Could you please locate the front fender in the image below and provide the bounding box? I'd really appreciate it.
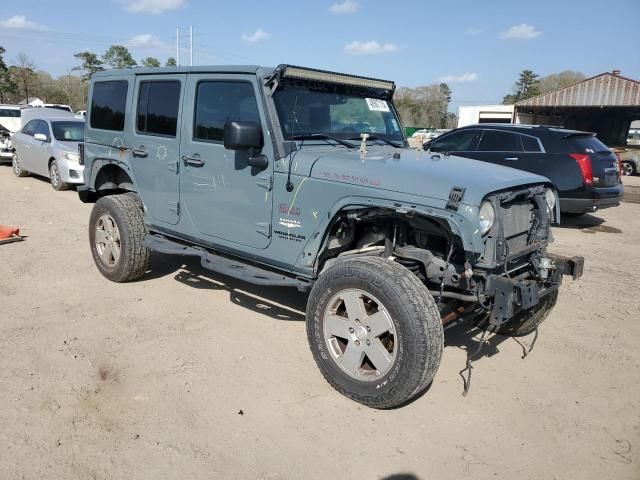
[292,193,482,274]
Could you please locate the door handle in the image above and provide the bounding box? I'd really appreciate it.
[182,154,205,167]
[132,147,148,158]
[504,157,518,161]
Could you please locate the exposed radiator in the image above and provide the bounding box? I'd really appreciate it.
[501,201,533,254]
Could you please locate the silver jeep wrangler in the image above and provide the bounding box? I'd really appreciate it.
[78,64,584,408]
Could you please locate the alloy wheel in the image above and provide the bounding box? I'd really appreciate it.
[322,288,397,381]
[95,214,122,267]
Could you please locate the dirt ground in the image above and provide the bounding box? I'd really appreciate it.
[1,166,639,480]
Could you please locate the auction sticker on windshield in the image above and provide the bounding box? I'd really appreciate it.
[365,98,390,112]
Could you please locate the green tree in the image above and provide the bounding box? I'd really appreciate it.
[502,69,540,104]
[11,52,37,103]
[165,57,177,67]
[0,46,18,103]
[102,45,137,70]
[73,51,104,81]
[141,57,161,68]
[538,70,586,95]
[394,85,453,128]
[438,83,452,128]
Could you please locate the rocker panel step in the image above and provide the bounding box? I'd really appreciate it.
[143,234,310,290]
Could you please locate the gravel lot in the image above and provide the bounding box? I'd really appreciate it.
[1,166,639,480]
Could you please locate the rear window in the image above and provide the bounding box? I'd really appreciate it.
[558,134,610,154]
[136,81,181,137]
[52,121,84,142]
[90,80,128,131]
[521,135,542,152]
[0,109,20,118]
[478,130,523,152]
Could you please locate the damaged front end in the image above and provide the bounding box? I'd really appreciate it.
[466,185,584,327]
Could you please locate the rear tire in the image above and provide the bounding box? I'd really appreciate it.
[12,153,28,177]
[89,193,150,283]
[491,290,558,337]
[49,160,69,191]
[306,257,444,409]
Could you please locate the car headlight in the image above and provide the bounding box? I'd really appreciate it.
[479,201,495,235]
[544,189,557,211]
[62,151,80,162]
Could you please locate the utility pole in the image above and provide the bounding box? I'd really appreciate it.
[190,25,193,66]
[176,27,180,66]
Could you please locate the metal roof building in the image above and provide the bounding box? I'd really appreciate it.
[515,70,640,146]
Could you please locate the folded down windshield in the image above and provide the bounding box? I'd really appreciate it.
[273,84,404,144]
[52,121,84,142]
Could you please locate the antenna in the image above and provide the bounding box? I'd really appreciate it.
[190,25,193,66]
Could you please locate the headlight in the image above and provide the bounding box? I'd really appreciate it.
[544,189,557,211]
[479,201,495,235]
[62,151,80,162]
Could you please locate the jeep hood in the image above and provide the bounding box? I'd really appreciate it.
[298,146,549,206]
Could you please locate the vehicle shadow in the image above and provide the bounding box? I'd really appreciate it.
[557,213,624,233]
[444,320,511,358]
[144,252,308,322]
[16,173,78,191]
[557,212,605,229]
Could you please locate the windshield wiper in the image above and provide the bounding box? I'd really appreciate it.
[291,134,354,149]
[349,135,403,148]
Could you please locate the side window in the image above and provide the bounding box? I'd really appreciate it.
[431,130,480,152]
[22,120,38,136]
[521,134,542,152]
[193,81,260,143]
[35,121,50,139]
[137,81,181,137]
[477,130,523,152]
[90,80,128,131]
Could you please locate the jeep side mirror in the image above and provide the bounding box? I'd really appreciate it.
[224,121,268,169]
[224,121,262,150]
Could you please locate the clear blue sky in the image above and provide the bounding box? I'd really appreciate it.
[1,0,639,111]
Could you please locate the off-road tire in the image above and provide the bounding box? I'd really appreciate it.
[306,257,444,409]
[49,159,69,191]
[89,193,150,283]
[492,290,559,337]
[12,153,28,177]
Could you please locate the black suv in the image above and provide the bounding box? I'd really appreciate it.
[425,124,623,215]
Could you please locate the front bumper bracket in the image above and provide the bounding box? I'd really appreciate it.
[484,253,584,326]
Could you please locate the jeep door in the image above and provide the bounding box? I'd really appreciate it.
[179,74,273,249]
[129,74,186,225]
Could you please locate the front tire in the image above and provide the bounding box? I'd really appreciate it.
[622,161,636,176]
[12,153,28,177]
[49,160,69,191]
[306,257,444,409]
[89,193,150,283]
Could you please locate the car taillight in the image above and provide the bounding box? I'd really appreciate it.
[569,153,593,185]
[78,143,85,165]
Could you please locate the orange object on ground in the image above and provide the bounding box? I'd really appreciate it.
[0,225,20,240]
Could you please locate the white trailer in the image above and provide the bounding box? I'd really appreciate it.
[457,105,514,127]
